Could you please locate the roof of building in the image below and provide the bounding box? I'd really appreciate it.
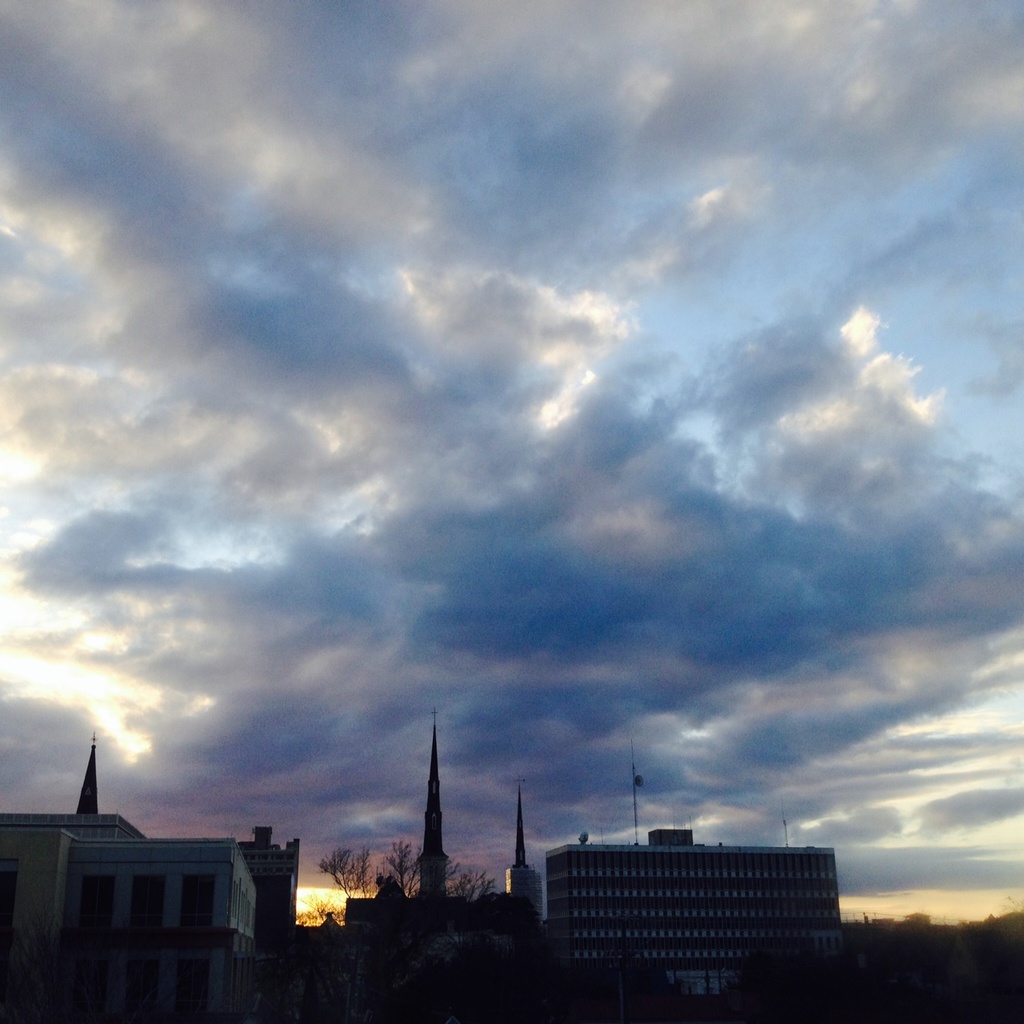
[548,840,836,855]
[0,813,146,839]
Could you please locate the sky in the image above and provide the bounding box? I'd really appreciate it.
[2,0,1024,923]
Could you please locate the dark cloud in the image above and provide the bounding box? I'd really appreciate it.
[839,846,1024,897]
[969,315,1024,398]
[19,510,170,593]
[704,319,846,438]
[799,806,904,847]
[920,788,1024,833]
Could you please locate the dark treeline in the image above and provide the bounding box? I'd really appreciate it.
[252,907,1024,1024]
[739,912,1024,1024]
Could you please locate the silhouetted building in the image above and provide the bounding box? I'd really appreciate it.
[505,785,543,919]
[418,720,449,896]
[0,817,256,1018]
[237,825,300,950]
[546,828,842,993]
[0,742,256,1020]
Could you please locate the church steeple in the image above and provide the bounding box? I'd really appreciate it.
[418,716,449,896]
[514,783,528,868]
[505,781,543,917]
[76,735,98,815]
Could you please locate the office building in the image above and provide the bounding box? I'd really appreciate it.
[546,828,841,991]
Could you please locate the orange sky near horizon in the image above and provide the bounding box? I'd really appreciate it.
[296,886,1024,929]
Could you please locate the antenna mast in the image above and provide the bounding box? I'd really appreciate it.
[631,740,644,845]
[782,800,789,848]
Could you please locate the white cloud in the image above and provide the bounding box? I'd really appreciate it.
[689,179,770,230]
[841,305,882,359]
[402,267,632,429]
[783,307,942,439]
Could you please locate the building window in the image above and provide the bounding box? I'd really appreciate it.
[80,876,115,928]
[73,959,108,1013]
[126,959,160,1014]
[180,875,215,926]
[130,875,165,927]
[0,958,8,1004]
[176,958,209,1014]
[0,862,15,928]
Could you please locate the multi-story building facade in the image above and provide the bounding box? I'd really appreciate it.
[0,746,256,1019]
[64,833,256,1017]
[546,828,842,991]
[0,816,256,1019]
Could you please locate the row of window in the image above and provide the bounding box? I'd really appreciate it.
[554,851,837,878]
[563,904,838,917]
[0,957,208,1013]
[230,875,256,930]
[561,901,839,917]
[567,868,836,881]
[578,923,844,938]
[569,932,840,958]
[79,874,215,928]
[569,921,839,937]
[73,957,210,1015]
[560,888,839,902]
[561,877,838,893]
[569,927,841,939]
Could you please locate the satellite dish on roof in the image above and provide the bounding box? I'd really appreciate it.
[578,831,589,845]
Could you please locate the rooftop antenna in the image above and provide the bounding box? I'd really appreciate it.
[631,739,644,845]
[781,800,789,848]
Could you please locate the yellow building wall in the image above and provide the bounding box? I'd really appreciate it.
[0,828,72,932]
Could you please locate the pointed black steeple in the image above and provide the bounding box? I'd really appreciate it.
[418,716,449,896]
[76,736,98,815]
[505,782,543,916]
[514,784,528,869]
[421,718,446,856]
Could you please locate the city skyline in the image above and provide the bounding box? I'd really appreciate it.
[2,1,1024,925]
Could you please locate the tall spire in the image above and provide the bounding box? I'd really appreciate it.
[76,735,98,815]
[418,715,449,896]
[505,781,543,917]
[514,783,527,868]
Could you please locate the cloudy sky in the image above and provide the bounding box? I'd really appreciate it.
[2,0,1024,921]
